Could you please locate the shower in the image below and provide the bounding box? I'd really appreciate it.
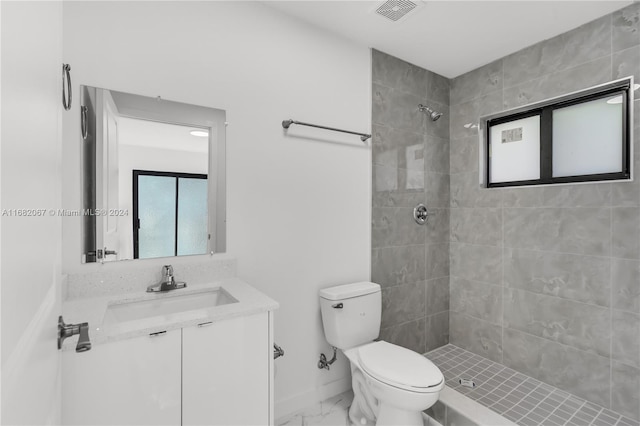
[418,104,443,121]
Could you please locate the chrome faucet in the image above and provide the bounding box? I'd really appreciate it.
[146,265,187,292]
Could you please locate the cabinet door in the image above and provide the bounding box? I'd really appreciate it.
[182,313,269,425]
[62,329,181,425]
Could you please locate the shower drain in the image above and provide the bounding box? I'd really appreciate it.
[459,378,476,388]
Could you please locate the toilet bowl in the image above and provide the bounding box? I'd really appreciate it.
[319,282,444,426]
[344,341,444,426]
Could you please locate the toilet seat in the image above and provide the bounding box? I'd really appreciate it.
[357,341,444,393]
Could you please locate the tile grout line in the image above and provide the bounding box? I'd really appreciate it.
[609,20,615,417]
[588,407,605,426]
[453,358,507,398]
[453,315,612,363]
[502,381,547,422]
[500,71,504,371]
[483,370,519,407]
[609,157,614,417]
[518,390,568,425]
[444,355,484,381]
[452,49,616,110]
[499,51,615,93]
[465,358,505,388]
[454,275,612,311]
[451,240,621,260]
[495,379,549,421]
[538,393,572,426]
[440,352,498,390]
[564,400,588,425]
[429,345,640,426]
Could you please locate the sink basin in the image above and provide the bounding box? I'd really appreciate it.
[103,288,237,328]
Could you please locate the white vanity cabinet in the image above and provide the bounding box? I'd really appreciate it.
[62,329,182,425]
[62,312,273,426]
[182,312,270,425]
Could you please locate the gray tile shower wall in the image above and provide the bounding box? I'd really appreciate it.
[371,49,451,354]
[448,3,640,421]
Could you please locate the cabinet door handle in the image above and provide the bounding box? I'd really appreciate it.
[197,321,213,328]
[149,330,167,337]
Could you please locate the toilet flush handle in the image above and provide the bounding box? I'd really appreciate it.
[332,303,343,309]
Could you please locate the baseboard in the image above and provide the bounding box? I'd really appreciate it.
[318,376,351,401]
[275,376,352,419]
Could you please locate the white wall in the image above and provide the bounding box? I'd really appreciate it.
[61,1,371,414]
[1,1,63,424]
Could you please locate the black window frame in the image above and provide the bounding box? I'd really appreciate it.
[132,169,208,259]
[485,79,632,188]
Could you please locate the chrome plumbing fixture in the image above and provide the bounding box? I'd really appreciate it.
[459,378,476,388]
[147,265,187,292]
[274,343,285,360]
[318,346,338,370]
[282,119,371,142]
[418,104,443,121]
[413,204,429,225]
[81,106,88,139]
[62,63,72,110]
[58,316,91,353]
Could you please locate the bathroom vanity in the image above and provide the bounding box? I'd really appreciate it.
[61,80,275,424]
[61,277,278,425]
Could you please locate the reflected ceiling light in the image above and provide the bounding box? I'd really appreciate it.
[190,130,208,137]
[607,84,640,104]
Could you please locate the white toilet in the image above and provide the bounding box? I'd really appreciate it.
[319,282,444,426]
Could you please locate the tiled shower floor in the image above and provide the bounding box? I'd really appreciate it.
[427,345,639,426]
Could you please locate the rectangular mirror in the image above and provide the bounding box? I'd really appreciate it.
[80,86,226,263]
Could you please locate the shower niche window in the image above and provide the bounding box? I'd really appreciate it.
[483,78,633,188]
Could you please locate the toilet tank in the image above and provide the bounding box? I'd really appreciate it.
[319,282,381,350]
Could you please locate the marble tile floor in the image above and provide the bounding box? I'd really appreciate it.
[427,344,639,426]
[276,392,352,426]
[275,391,443,426]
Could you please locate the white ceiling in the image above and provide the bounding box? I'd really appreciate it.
[265,1,631,78]
[118,117,209,154]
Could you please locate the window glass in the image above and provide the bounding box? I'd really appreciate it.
[177,178,209,256]
[490,115,541,183]
[552,96,623,178]
[138,175,176,259]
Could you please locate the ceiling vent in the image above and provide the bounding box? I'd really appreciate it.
[374,0,422,22]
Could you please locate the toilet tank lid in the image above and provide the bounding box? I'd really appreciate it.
[319,282,381,301]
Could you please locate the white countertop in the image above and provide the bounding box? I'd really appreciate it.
[62,277,279,351]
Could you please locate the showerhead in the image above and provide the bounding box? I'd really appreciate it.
[418,104,443,121]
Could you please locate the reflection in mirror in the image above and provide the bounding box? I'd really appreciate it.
[81,86,226,263]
